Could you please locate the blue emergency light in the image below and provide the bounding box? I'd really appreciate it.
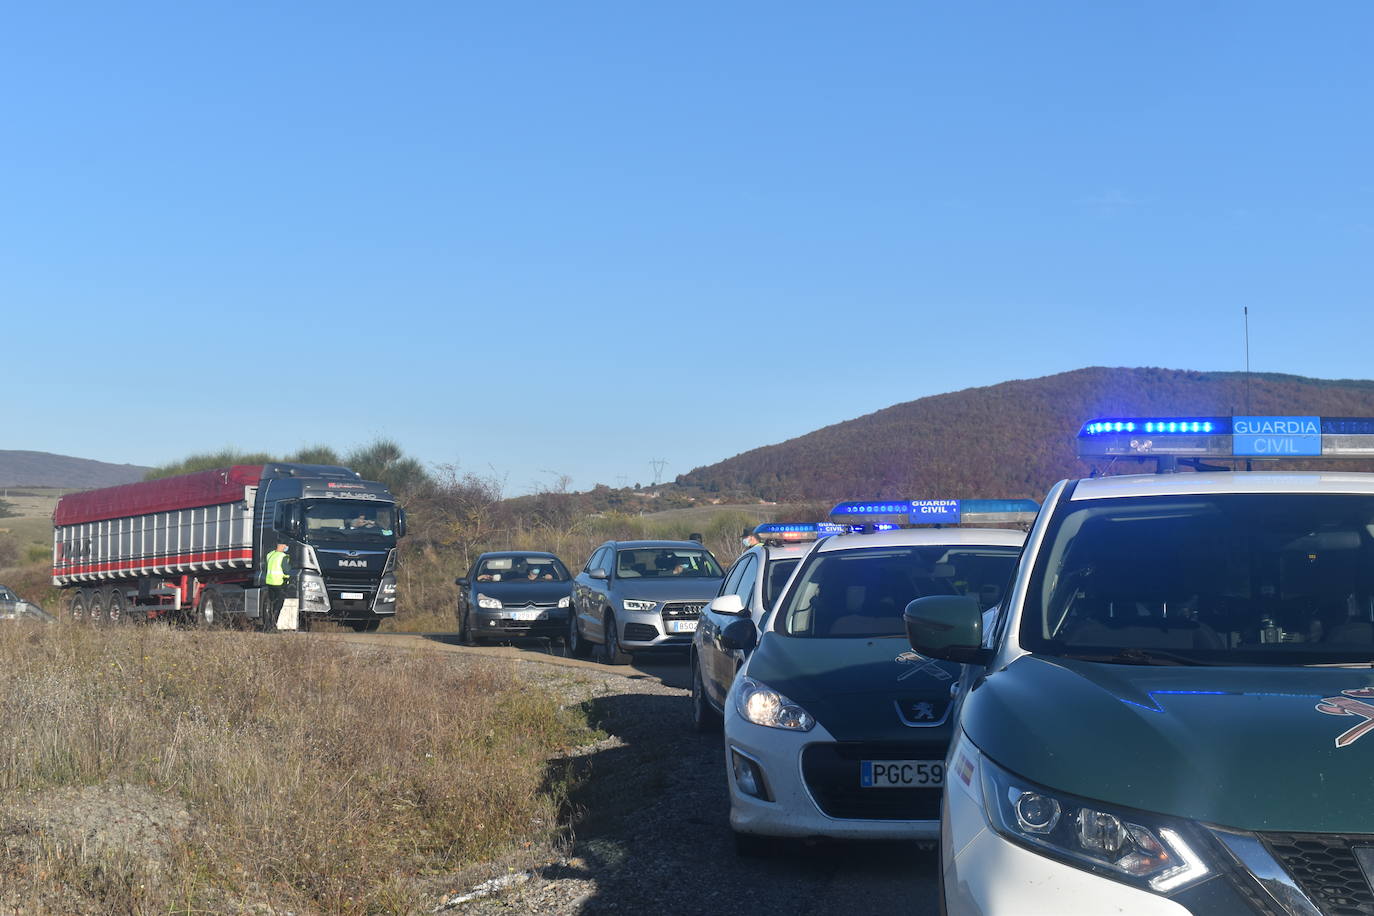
[752,522,843,544]
[1077,415,1374,465]
[827,498,1039,529]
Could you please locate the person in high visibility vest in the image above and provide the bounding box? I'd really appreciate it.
[264,542,291,632]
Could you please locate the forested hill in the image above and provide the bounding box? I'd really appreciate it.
[0,451,150,489]
[677,367,1374,502]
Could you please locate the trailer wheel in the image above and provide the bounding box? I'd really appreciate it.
[197,591,221,628]
[87,590,108,625]
[106,589,128,625]
[69,592,89,624]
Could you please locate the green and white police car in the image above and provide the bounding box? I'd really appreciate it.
[722,499,1035,853]
[908,416,1374,915]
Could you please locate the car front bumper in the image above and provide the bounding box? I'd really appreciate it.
[473,607,569,637]
[724,705,940,842]
[616,606,698,650]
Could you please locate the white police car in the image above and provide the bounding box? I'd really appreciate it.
[909,417,1374,914]
[722,500,1034,853]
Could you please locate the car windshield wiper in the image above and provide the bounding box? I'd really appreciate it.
[1064,647,1217,667]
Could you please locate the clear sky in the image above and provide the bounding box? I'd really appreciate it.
[3,2,1371,493]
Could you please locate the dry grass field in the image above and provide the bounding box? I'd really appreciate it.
[0,622,594,914]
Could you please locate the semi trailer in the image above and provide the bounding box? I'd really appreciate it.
[52,463,407,631]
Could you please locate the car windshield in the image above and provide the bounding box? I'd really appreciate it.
[302,502,397,542]
[764,558,800,608]
[777,545,1021,638]
[615,548,722,579]
[0,586,16,601]
[475,556,570,582]
[1023,493,1374,666]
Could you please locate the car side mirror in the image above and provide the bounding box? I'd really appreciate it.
[904,595,990,665]
[708,594,748,616]
[719,617,757,653]
[455,577,470,587]
[589,568,609,581]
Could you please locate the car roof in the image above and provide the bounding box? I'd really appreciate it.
[813,527,1026,552]
[479,550,562,559]
[611,540,714,550]
[1070,471,1374,500]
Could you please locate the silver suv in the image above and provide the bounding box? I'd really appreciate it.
[568,540,725,664]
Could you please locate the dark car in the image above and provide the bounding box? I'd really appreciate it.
[455,551,573,644]
[569,539,725,664]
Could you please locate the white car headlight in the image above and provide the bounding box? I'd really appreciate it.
[622,598,657,612]
[978,751,1212,894]
[477,594,502,609]
[734,676,815,731]
[558,596,571,608]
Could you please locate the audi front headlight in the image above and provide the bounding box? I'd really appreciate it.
[622,598,657,612]
[978,751,1212,894]
[477,594,502,610]
[734,676,815,731]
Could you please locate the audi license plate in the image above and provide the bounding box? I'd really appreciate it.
[860,760,944,788]
[508,609,544,621]
[667,619,698,633]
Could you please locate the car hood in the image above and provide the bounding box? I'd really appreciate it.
[743,633,960,741]
[472,581,572,603]
[611,578,723,601]
[966,655,1374,833]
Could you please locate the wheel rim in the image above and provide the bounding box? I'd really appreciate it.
[202,594,216,626]
[108,594,123,624]
[70,596,86,623]
[605,614,619,659]
[568,613,579,650]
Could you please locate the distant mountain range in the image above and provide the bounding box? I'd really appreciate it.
[677,367,1374,502]
[0,451,150,489]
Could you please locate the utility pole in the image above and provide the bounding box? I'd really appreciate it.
[649,458,668,487]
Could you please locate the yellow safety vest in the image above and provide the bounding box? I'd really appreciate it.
[265,550,289,586]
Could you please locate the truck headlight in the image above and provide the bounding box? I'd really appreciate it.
[734,677,815,731]
[622,598,657,612]
[377,575,397,604]
[301,573,329,608]
[558,596,571,608]
[477,594,502,610]
[979,751,1212,894]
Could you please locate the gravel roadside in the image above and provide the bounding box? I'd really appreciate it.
[432,647,941,916]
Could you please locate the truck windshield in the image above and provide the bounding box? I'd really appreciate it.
[1023,493,1374,666]
[302,502,397,543]
[777,545,1021,638]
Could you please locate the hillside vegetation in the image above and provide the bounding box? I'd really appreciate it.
[678,367,1374,501]
[0,451,149,489]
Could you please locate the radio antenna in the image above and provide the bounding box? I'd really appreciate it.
[1243,307,1252,416]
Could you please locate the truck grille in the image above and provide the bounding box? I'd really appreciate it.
[662,601,706,620]
[801,743,943,821]
[1262,833,1374,916]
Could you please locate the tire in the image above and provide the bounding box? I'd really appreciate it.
[733,831,773,858]
[567,609,592,658]
[69,592,89,624]
[197,591,221,628]
[599,611,631,666]
[691,654,722,733]
[351,619,380,633]
[459,604,478,646]
[106,589,128,625]
[87,590,108,625]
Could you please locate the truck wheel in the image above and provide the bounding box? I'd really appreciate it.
[691,655,722,732]
[87,591,108,625]
[351,620,380,633]
[567,610,591,658]
[197,591,221,628]
[69,592,89,624]
[599,611,631,666]
[106,589,127,625]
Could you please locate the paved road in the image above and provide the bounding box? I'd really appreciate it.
[330,631,942,915]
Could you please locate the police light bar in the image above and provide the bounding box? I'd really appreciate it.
[827,499,1039,527]
[1077,416,1374,461]
[753,522,844,544]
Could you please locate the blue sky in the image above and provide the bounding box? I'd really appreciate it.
[3,2,1371,493]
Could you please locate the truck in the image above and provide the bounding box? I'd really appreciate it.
[52,463,407,631]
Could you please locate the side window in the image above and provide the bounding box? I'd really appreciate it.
[587,547,610,574]
[735,555,760,607]
[719,556,749,597]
